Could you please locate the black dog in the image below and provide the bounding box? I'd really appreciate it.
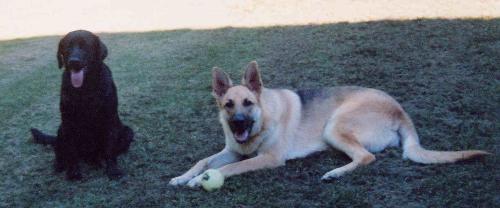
[31,30,133,180]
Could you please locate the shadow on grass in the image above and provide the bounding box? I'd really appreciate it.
[0,18,498,207]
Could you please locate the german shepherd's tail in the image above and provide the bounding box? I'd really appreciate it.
[398,112,490,164]
[30,128,57,145]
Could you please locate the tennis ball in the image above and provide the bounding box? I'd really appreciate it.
[201,169,224,192]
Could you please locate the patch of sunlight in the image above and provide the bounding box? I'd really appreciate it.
[1,0,499,40]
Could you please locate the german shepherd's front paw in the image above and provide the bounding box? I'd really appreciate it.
[169,175,192,186]
[187,175,203,188]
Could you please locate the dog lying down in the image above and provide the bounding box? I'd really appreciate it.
[170,61,489,188]
[31,30,134,180]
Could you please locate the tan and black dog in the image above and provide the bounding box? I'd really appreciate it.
[170,61,489,187]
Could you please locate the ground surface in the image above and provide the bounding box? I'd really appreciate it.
[0,18,498,207]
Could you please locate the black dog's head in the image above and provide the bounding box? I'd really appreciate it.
[57,30,108,88]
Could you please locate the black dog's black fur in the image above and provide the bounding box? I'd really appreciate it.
[31,30,133,180]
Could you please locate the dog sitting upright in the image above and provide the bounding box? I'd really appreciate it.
[31,30,133,180]
[170,61,489,188]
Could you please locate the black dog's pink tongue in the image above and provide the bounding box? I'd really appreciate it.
[71,70,84,88]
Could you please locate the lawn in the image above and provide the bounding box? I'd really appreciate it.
[0,18,498,207]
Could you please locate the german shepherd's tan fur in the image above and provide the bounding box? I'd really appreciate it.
[169,61,489,187]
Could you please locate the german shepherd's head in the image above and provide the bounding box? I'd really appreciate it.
[212,61,264,144]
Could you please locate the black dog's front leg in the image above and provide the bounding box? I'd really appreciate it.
[104,129,124,180]
[63,140,82,180]
[53,146,65,173]
[51,127,65,173]
[105,157,123,180]
[66,161,82,180]
[59,125,83,180]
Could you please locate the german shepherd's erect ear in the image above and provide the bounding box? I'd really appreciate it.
[212,67,233,98]
[242,61,263,94]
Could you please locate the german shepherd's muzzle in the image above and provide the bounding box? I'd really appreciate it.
[228,113,255,143]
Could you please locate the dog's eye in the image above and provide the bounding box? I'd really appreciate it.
[224,100,234,108]
[243,99,253,107]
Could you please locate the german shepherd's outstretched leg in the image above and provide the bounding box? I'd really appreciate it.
[186,152,283,187]
[169,148,242,186]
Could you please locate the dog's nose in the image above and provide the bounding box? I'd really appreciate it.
[68,58,82,69]
[231,114,246,123]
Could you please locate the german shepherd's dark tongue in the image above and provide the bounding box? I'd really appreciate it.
[71,68,85,88]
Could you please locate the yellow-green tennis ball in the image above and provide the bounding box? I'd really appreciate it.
[201,169,224,192]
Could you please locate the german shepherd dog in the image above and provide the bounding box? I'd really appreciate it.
[31,30,134,180]
[170,61,489,187]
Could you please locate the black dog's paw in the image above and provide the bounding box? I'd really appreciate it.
[89,161,103,170]
[106,167,124,180]
[84,158,103,170]
[121,125,134,142]
[54,161,65,173]
[66,170,83,181]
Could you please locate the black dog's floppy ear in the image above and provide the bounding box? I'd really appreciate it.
[57,37,64,69]
[212,67,232,98]
[243,61,263,94]
[95,36,108,62]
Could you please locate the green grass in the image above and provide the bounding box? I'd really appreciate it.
[0,18,499,207]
